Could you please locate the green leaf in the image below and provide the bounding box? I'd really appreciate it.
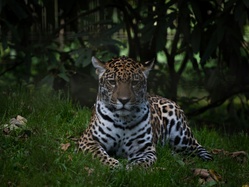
[242,0,249,8]
[8,0,28,20]
[141,21,155,43]
[38,75,54,89]
[156,22,167,51]
[190,1,203,23]
[201,25,225,63]
[234,1,247,27]
[191,26,201,54]
[1,35,8,50]
[75,48,92,67]
[58,73,70,82]
[0,0,6,14]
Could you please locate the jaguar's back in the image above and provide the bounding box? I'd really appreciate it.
[78,56,213,168]
[149,95,212,159]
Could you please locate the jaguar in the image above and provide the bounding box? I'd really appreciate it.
[78,56,213,168]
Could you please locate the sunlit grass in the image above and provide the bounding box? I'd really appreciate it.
[0,88,248,186]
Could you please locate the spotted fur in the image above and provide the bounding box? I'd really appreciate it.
[78,56,213,168]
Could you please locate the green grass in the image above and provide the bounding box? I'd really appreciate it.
[0,88,249,187]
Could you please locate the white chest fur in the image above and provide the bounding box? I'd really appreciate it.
[93,101,153,157]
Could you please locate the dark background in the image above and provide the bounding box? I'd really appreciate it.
[1,0,249,132]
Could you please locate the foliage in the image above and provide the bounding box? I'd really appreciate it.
[0,89,249,186]
[0,0,249,123]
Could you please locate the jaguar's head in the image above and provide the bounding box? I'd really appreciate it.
[92,56,154,114]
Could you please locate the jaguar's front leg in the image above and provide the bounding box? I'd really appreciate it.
[127,145,157,168]
[78,134,120,169]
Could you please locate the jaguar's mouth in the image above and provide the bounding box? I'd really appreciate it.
[116,107,129,111]
[108,102,138,112]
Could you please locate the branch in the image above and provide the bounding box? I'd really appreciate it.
[0,60,24,77]
[186,98,226,117]
[177,52,188,76]
[187,86,249,117]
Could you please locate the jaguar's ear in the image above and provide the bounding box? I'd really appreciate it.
[92,56,106,77]
[143,59,154,77]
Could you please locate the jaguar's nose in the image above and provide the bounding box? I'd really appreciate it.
[118,98,130,105]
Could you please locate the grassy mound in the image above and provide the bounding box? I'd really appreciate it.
[0,88,248,186]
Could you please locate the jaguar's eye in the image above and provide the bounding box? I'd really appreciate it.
[131,80,139,86]
[108,80,116,86]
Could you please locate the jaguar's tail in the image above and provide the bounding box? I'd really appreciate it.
[196,145,213,161]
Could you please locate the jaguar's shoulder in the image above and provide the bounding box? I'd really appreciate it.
[148,94,177,106]
[148,94,184,120]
